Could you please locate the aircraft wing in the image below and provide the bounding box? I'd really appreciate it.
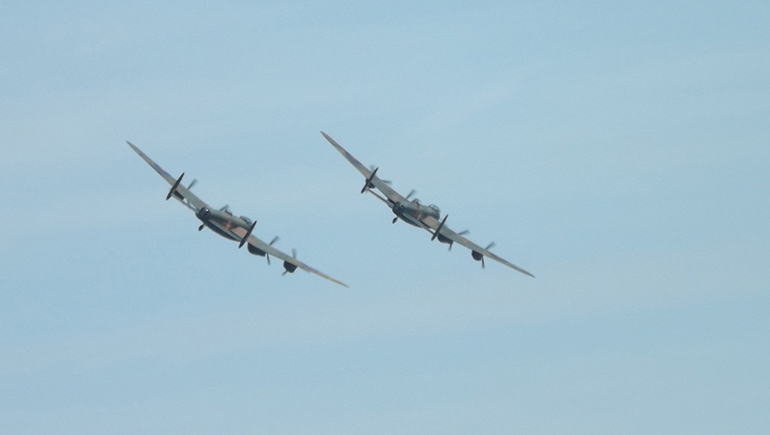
[321,132,408,204]
[231,227,348,288]
[126,141,209,212]
[423,215,534,277]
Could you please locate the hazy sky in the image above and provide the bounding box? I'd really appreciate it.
[1,1,768,433]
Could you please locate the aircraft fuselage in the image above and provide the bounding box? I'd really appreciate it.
[391,200,440,227]
[195,207,252,242]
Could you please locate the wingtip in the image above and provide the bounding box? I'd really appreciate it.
[330,277,349,288]
[320,131,338,145]
[516,267,536,278]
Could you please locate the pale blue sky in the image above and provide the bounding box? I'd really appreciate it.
[1,1,769,433]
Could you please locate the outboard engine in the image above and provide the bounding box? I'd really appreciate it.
[283,261,298,274]
[472,250,487,268]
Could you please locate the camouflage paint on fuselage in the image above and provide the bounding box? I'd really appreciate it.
[391,199,441,227]
[321,132,533,277]
[196,207,253,242]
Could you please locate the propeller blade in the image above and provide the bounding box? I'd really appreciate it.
[369,165,393,183]
[282,250,297,275]
[219,204,229,211]
[449,230,468,251]
[238,220,258,249]
[482,257,485,269]
[361,167,379,193]
[431,215,449,241]
[187,179,198,190]
[265,236,278,266]
[166,172,184,201]
[406,189,416,200]
[485,242,496,250]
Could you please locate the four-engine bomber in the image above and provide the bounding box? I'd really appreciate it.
[321,132,533,277]
[126,141,347,287]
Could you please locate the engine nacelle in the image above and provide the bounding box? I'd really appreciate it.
[196,207,211,222]
[437,233,452,245]
[392,202,405,217]
[283,261,298,274]
[247,244,266,257]
[471,251,483,262]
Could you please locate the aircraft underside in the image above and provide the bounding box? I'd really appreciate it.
[398,214,423,228]
[202,220,239,241]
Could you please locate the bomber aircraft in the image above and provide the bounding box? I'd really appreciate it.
[321,132,533,278]
[126,141,347,287]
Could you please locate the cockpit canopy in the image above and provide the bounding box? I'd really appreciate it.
[240,216,252,225]
[429,204,441,214]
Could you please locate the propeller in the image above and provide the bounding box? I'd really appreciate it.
[481,242,495,269]
[265,236,279,265]
[197,207,211,232]
[238,220,258,249]
[166,172,184,201]
[431,215,449,241]
[369,165,392,185]
[219,204,229,211]
[187,179,198,190]
[361,167,378,193]
[406,189,416,201]
[448,230,469,251]
[282,249,297,276]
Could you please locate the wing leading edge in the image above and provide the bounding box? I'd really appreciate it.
[321,132,534,278]
[321,132,407,204]
[126,141,208,211]
[126,141,348,287]
[237,228,348,287]
[425,218,534,277]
